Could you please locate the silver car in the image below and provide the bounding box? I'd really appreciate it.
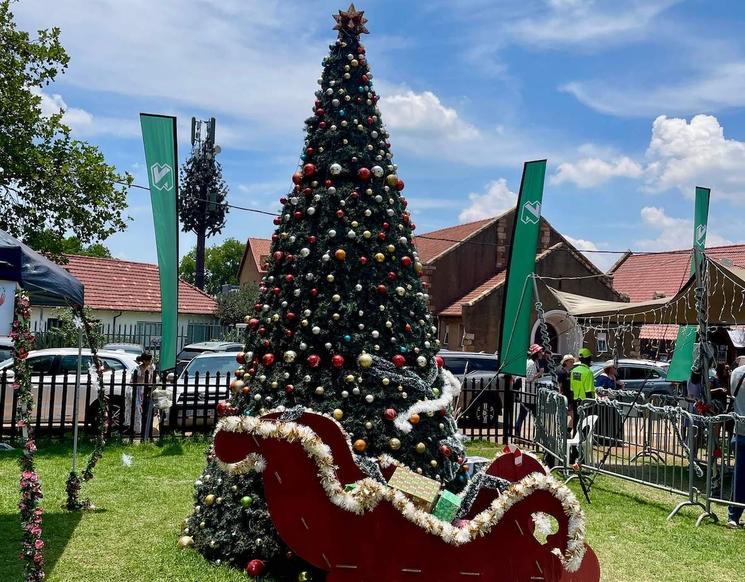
[0,348,139,428]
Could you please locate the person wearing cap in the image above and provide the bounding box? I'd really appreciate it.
[124,352,156,436]
[515,343,545,437]
[595,360,623,391]
[558,354,576,428]
[570,348,595,406]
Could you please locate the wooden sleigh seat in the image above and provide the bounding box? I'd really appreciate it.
[214,411,600,582]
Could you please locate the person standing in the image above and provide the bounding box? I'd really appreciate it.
[558,354,576,429]
[727,363,745,529]
[125,352,156,436]
[515,343,544,437]
[595,361,623,391]
[570,348,595,407]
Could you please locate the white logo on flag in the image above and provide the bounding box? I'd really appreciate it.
[150,163,173,191]
[521,200,541,225]
[695,224,707,245]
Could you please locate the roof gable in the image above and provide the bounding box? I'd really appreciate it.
[61,255,217,314]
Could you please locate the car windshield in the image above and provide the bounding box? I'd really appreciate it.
[177,348,208,362]
[181,355,236,378]
[0,348,12,362]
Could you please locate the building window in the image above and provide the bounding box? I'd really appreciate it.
[46,317,62,330]
[596,332,608,354]
[443,325,450,346]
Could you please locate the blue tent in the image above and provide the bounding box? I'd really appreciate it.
[0,230,84,307]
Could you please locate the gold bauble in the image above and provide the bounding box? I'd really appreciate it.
[204,494,216,506]
[333,409,344,420]
[374,252,385,263]
[409,413,420,425]
[415,442,426,454]
[386,174,399,187]
[353,439,367,452]
[357,353,373,368]
[389,438,401,450]
[178,535,194,548]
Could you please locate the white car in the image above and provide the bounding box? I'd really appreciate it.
[164,352,236,428]
[0,348,139,429]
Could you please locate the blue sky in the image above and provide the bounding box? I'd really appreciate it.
[14,0,745,271]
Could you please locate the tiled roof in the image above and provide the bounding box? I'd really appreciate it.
[62,255,217,314]
[249,237,272,272]
[413,217,497,264]
[638,324,680,341]
[612,244,745,302]
[439,272,506,317]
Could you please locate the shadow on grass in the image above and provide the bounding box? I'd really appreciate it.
[0,511,82,579]
[157,440,185,457]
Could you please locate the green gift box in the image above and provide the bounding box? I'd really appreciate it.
[387,466,440,511]
[344,483,358,492]
[432,490,462,523]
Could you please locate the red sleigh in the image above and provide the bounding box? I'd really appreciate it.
[214,412,600,582]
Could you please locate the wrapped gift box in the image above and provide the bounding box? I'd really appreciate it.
[432,490,462,523]
[387,466,440,511]
[344,483,358,492]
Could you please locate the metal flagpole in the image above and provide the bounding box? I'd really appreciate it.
[71,324,83,473]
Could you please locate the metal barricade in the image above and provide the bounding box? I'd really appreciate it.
[533,388,568,470]
[700,413,745,526]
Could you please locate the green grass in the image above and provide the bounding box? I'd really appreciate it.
[0,438,741,581]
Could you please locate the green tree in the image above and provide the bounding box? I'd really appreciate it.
[43,307,104,349]
[0,0,130,259]
[59,235,112,258]
[179,237,243,296]
[214,283,260,325]
[188,8,464,578]
[179,138,229,290]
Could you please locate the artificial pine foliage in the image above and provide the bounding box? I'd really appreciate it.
[187,5,466,578]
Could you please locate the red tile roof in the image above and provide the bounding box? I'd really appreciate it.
[249,237,272,272]
[414,217,496,264]
[638,324,680,341]
[612,244,745,302]
[62,255,217,315]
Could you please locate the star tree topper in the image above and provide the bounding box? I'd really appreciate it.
[333,3,369,35]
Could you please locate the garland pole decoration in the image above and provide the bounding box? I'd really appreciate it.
[12,289,46,581]
[64,308,108,510]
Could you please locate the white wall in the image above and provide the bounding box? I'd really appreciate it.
[30,307,217,332]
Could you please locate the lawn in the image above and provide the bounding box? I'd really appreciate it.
[0,438,741,581]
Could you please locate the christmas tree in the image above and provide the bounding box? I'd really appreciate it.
[186,5,466,578]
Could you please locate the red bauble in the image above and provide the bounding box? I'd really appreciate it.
[382,222,390,231]
[307,354,321,368]
[272,287,281,295]
[285,329,294,338]
[303,187,313,196]
[376,284,387,295]
[246,560,265,576]
[294,211,303,219]
[331,354,345,368]
[336,209,345,218]
[236,352,246,365]
[286,254,295,263]
[271,234,279,242]
[285,274,295,283]
[435,355,445,368]
[439,444,452,457]
[248,318,259,329]
[310,288,319,297]
[392,354,406,368]
[308,235,317,244]
[401,256,412,267]
[258,327,267,337]
[387,272,397,281]
[384,408,397,421]
[319,121,327,129]
[396,179,405,191]
[273,216,281,225]
[377,232,386,241]
[359,256,368,265]
[315,108,325,117]
[285,384,295,394]
[357,167,371,181]
[367,116,374,125]
[303,163,316,176]
[286,312,296,321]
[291,172,303,185]
[306,147,315,156]
[273,251,284,262]
[280,196,288,204]
[216,401,228,417]
[262,353,276,366]
[351,191,359,199]
[404,324,412,332]
[324,179,333,187]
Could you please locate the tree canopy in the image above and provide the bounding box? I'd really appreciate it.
[214,283,260,325]
[179,237,244,296]
[0,0,130,258]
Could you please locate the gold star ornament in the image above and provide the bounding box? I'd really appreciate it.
[333,3,369,35]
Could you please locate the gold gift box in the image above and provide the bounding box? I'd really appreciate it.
[387,466,440,511]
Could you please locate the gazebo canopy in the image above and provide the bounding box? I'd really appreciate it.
[0,230,84,307]
[547,256,745,325]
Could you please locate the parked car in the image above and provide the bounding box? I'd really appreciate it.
[175,341,243,374]
[0,348,139,429]
[165,352,237,428]
[590,359,673,397]
[0,337,13,363]
[439,350,502,429]
[102,342,145,356]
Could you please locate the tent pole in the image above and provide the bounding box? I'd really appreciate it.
[71,327,83,473]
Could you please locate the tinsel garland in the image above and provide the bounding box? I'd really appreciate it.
[215,413,587,572]
[12,290,46,581]
[64,312,108,510]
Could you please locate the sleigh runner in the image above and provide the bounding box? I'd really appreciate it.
[212,411,600,581]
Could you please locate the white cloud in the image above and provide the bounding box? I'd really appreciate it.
[644,115,745,201]
[551,155,642,188]
[562,61,745,118]
[637,206,732,251]
[549,115,745,201]
[459,179,516,222]
[381,90,478,140]
[563,235,618,273]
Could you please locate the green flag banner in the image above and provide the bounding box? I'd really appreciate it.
[667,186,710,382]
[140,114,179,370]
[498,160,547,376]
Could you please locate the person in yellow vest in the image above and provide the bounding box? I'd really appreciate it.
[570,347,595,409]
